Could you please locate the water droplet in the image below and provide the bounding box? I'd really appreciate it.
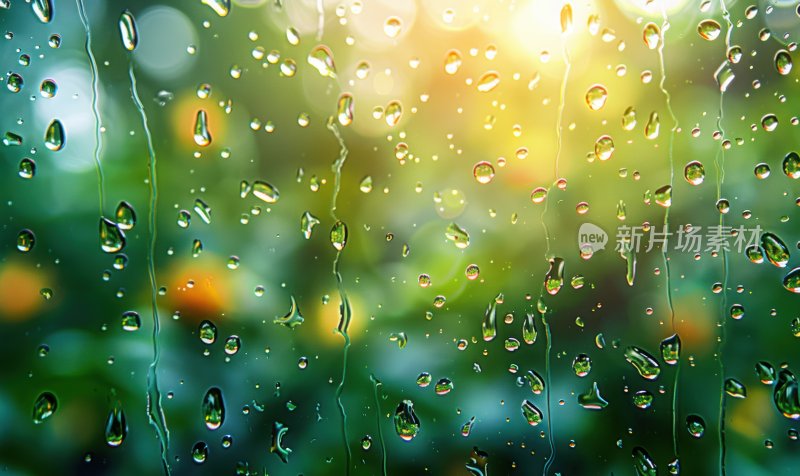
[686,414,706,438]
[660,334,681,365]
[18,158,35,179]
[560,3,573,34]
[444,49,462,75]
[473,161,495,184]
[461,416,475,437]
[385,101,402,127]
[644,111,659,139]
[105,401,128,446]
[202,0,230,17]
[783,267,800,293]
[775,49,793,75]
[544,257,565,295]
[585,84,608,111]
[445,222,470,249]
[193,110,212,147]
[476,71,500,92]
[115,201,136,231]
[199,320,217,344]
[394,400,420,441]
[17,229,35,252]
[330,221,348,251]
[774,369,800,419]
[654,185,672,207]
[39,79,57,98]
[383,17,403,38]
[44,119,65,151]
[32,391,57,423]
[697,19,721,41]
[434,378,454,395]
[594,135,614,161]
[624,346,661,380]
[274,296,304,328]
[300,211,320,239]
[361,435,372,450]
[578,381,608,410]
[194,199,212,224]
[32,0,53,23]
[725,378,747,398]
[99,218,126,253]
[761,232,790,267]
[642,23,660,49]
[521,399,543,426]
[633,390,654,409]
[714,61,735,91]
[7,73,23,93]
[762,114,779,132]
[192,441,208,464]
[337,93,354,126]
[121,311,140,331]
[684,161,705,185]
[783,152,800,179]
[252,181,280,203]
[632,447,657,475]
[202,387,225,430]
[757,361,776,384]
[308,45,337,78]
[118,10,138,51]
[622,106,637,130]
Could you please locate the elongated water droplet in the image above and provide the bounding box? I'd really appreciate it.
[578,381,608,410]
[544,257,565,295]
[330,220,348,251]
[714,61,735,91]
[525,370,545,394]
[622,106,637,130]
[725,378,747,398]
[308,45,336,78]
[481,295,499,342]
[624,346,661,380]
[774,369,800,419]
[274,295,304,328]
[697,19,721,41]
[17,229,35,252]
[118,10,138,51]
[394,400,420,441]
[300,211,320,239]
[761,232,789,268]
[644,111,659,139]
[193,110,212,147]
[642,23,660,49]
[784,267,800,293]
[594,135,614,161]
[660,334,680,365]
[32,391,57,423]
[434,378,454,395]
[252,181,279,203]
[198,320,217,344]
[202,387,225,430]
[337,93,354,126]
[270,421,292,463]
[522,312,537,344]
[32,0,53,23]
[632,447,656,475]
[99,218,126,253]
[461,416,475,437]
[775,49,793,75]
[105,401,128,446]
[444,49,462,75]
[18,158,35,179]
[385,100,402,126]
[521,399,543,426]
[560,3,573,34]
[202,0,230,17]
[445,222,470,249]
[573,354,592,377]
[44,119,65,151]
[476,71,500,92]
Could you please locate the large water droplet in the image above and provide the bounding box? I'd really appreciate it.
[32,0,53,23]
[394,400,420,441]
[32,391,57,423]
[585,84,608,111]
[444,49,462,75]
[44,119,65,151]
[697,19,721,41]
[521,399,543,426]
[252,181,280,203]
[775,49,793,75]
[476,71,500,92]
[202,0,230,17]
[774,369,800,419]
[337,93,354,126]
[118,10,138,51]
[660,334,681,365]
[99,218,126,253]
[308,45,337,78]
[445,222,470,249]
[642,23,660,49]
[684,161,705,185]
[17,229,35,253]
[202,387,225,430]
[761,232,789,268]
[624,346,661,380]
[194,110,212,147]
[105,401,128,446]
[115,201,136,230]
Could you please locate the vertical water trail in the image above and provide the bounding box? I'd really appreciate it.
[716,2,733,473]
[316,0,325,41]
[327,117,353,475]
[656,2,679,461]
[541,5,572,474]
[75,0,105,217]
[370,374,388,476]
[129,62,171,475]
